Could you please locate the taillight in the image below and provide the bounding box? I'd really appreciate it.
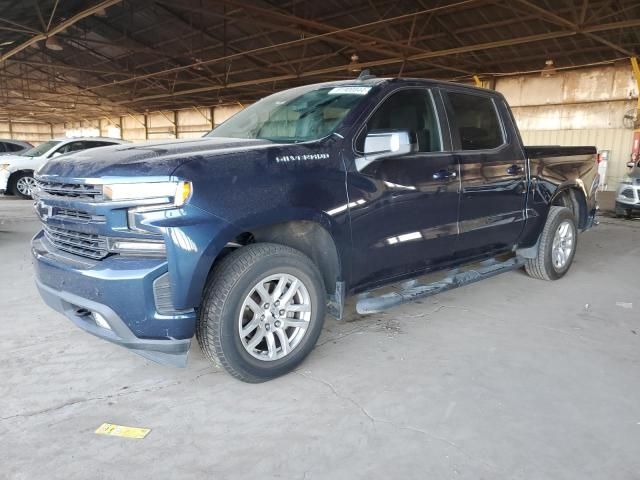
[596,153,602,164]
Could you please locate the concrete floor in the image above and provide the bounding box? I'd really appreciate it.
[1,197,639,480]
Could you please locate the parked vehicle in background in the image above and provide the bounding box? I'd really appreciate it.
[0,139,32,156]
[0,137,128,199]
[615,164,640,218]
[32,77,600,382]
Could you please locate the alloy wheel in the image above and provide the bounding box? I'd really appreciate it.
[551,219,575,270]
[16,176,36,197]
[238,273,312,361]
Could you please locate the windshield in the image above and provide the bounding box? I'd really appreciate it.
[21,140,61,157]
[207,85,372,143]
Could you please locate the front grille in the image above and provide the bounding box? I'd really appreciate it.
[621,188,635,199]
[56,207,91,221]
[36,180,102,200]
[43,224,109,260]
[54,207,105,223]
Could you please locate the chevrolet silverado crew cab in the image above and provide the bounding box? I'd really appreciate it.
[32,77,599,383]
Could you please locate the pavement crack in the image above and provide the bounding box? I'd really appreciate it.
[296,370,501,474]
[1,371,218,422]
[296,371,375,424]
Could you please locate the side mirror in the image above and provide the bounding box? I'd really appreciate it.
[356,130,412,171]
[627,161,637,169]
[50,152,62,158]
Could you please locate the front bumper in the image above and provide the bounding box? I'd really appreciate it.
[32,231,195,367]
[615,201,640,213]
[0,170,9,192]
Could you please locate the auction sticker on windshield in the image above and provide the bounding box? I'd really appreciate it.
[328,86,371,95]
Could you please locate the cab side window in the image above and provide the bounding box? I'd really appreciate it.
[54,141,84,155]
[446,92,503,151]
[357,89,441,153]
[88,141,116,148]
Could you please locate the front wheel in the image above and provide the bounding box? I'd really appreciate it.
[10,172,37,199]
[525,206,578,281]
[197,243,326,383]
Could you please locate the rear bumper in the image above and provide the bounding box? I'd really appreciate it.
[32,231,195,367]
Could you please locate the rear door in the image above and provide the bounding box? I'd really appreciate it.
[347,87,460,290]
[442,89,527,259]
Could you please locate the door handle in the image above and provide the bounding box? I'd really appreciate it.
[433,169,457,180]
[507,164,523,175]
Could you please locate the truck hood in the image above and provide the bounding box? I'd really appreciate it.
[37,137,274,179]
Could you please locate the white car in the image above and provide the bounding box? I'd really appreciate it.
[0,137,128,199]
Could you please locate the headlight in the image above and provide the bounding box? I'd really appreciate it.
[103,181,192,206]
[0,164,10,171]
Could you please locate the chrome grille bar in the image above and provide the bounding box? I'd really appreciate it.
[36,180,103,199]
[43,224,109,260]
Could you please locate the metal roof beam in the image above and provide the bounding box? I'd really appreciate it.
[0,0,123,62]
[512,0,636,56]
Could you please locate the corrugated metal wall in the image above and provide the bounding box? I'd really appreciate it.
[519,128,633,190]
[500,65,638,191]
[0,105,244,146]
[0,121,53,145]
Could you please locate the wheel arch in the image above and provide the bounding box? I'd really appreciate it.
[549,183,588,230]
[8,168,35,182]
[215,218,342,296]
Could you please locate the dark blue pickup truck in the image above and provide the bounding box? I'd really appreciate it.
[32,77,599,382]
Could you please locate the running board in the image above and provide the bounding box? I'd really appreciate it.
[356,256,526,315]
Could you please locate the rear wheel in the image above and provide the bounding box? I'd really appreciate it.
[197,243,326,383]
[525,206,577,281]
[10,172,36,199]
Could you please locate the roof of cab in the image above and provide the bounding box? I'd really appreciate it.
[306,75,502,97]
[50,137,129,142]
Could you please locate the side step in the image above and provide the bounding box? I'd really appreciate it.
[356,256,526,315]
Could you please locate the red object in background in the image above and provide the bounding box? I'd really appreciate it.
[632,130,640,163]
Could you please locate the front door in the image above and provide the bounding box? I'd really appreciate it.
[346,88,460,291]
[442,89,527,260]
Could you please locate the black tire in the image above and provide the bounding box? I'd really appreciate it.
[197,243,326,383]
[9,171,35,199]
[525,206,578,281]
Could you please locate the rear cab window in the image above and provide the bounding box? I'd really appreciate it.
[444,91,504,151]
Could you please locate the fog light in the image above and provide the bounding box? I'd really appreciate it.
[93,312,111,330]
[107,238,166,256]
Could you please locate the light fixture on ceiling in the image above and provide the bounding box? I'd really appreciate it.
[348,53,361,73]
[45,36,63,51]
[541,59,556,77]
[191,57,205,71]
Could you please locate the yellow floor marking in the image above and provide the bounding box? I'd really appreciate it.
[95,423,151,439]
